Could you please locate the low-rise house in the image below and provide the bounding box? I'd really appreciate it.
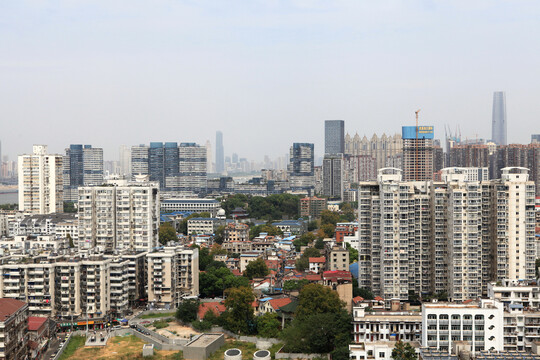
[308,257,326,274]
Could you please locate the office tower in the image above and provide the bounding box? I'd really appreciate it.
[494,144,540,195]
[163,142,179,190]
[179,143,207,194]
[322,154,343,199]
[78,178,160,252]
[119,145,131,177]
[148,142,165,187]
[344,133,403,170]
[0,140,2,169]
[288,143,315,192]
[18,145,64,214]
[532,134,540,144]
[216,131,224,174]
[402,125,435,181]
[325,120,345,155]
[64,145,104,202]
[492,91,507,145]
[205,140,213,173]
[131,145,149,178]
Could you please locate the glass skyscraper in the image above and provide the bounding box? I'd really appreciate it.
[324,120,345,155]
[491,91,507,145]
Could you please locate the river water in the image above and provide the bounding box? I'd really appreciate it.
[0,191,18,205]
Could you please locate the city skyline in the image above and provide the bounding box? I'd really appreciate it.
[2,2,540,161]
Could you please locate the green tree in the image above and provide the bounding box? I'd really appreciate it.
[346,242,358,263]
[391,341,417,360]
[256,313,281,338]
[176,298,200,323]
[214,225,226,245]
[243,258,269,279]
[0,204,17,210]
[356,287,374,300]
[295,284,344,320]
[314,238,325,249]
[293,232,316,251]
[63,202,77,213]
[159,222,177,245]
[67,234,74,248]
[199,263,250,298]
[320,210,340,226]
[307,220,318,232]
[283,279,310,292]
[319,223,335,238]
[249,224,283,239]
[222,286,255,334]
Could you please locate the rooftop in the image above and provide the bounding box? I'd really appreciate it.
[0,298,26,322]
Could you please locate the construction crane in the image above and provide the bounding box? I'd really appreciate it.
[415,109,421,181]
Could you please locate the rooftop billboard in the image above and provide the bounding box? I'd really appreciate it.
[402,126,434,140]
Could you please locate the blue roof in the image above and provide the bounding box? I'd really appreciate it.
[162,199,219,204]
[273,220,304,225]
[259,297,273,302]
[283,236,296,241]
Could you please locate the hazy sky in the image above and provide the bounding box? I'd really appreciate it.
[1,0,539,162]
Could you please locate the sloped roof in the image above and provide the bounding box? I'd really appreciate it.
[28,316,48,331]
[269,298,292,310]
[0,299,26,322]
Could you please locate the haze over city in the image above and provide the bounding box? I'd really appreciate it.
[1,0,539,161]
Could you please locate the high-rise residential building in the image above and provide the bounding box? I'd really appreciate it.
[357,168,432,300]
[0,298,29,360]
[322,154,343,199]
[344,155,377,183]
[288,143,315,192]
[532,134,540,144]
[492,91,507,145]
[131,144,149,178]
[147,245,199,309]
[300,196,327,218]
[448,144,491,169]
[357,166,536,301]
[18,145,64,214]
[78,178,160,252]
[179,143,207,194]
[64,145,104,202]
[216,131,224,174]
[325,120,345,155]
[119,145,131,177]
[494,144,540,195]
[402,125,435,181]
[344,133,403,170]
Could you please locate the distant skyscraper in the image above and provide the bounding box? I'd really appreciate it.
[491,91,507,145]
[402,125,435,181]
[325,120,345,155]
[179,143,207,194]
[131,145,149,178]
[18,145,64,214]
[163,142,179,190]
[205,140,214,173]
[216,131,224,174]
[148,142,165,187]
[63,145,103,202]
[532,134,540,144]
[322,154,343,199]
[288,143,315,192]
[119,145,131,177]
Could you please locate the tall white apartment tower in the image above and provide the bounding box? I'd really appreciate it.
[492,167,536,281]
[78,178,160,252]
[357,168,432,300]
[18,145,64,214]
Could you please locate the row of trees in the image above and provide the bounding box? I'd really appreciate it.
[221,194,300,220]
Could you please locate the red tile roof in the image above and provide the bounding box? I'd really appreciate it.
[309,257,325,263]
[322,270,352,282]
[374,296,384,301]
[198,302,226,319]
[268,298,292,310]
[28,316,48,331]
[305,274,322,281]
[0,299,26,322]
[352,296,364,304]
